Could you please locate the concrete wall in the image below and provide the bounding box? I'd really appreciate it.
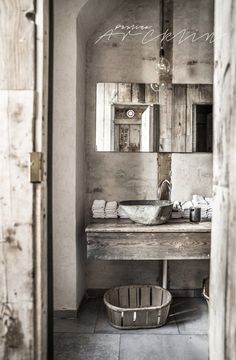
[173,0,214,83]
[85,0,213,292]
[172,153,213,201]
[53,0,87,311]
[85,0,160,223]
[53,0,124,310]
[53,0,214,309]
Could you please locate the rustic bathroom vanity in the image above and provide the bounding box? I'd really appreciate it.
[86,219,211,288]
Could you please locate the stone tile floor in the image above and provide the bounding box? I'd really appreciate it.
[54,297,208,360]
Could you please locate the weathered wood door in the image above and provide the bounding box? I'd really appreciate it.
[209,0,236,359]
[0,1,49,359]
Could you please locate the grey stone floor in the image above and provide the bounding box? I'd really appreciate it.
[54,297,208,360]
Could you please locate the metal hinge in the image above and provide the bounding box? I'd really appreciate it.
[29,152,43,183]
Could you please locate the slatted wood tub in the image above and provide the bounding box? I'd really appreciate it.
[104,285,172,329]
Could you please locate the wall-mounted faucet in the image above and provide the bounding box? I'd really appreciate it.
[158,179,172,201]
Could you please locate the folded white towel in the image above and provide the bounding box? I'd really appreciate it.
[105,201,118,218]
[105,201,117,208]
[92,200,106,209]
[92,200,106,218]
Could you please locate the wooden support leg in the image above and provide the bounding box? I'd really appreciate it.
[162,260,168,289]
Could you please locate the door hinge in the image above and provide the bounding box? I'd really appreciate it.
[29,152,43,183]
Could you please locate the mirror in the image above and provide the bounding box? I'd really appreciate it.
[96,83,213,153]
[96,83,159,152]
[159,84,213,153]
[193,104,213,152]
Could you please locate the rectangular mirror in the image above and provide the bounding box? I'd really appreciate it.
[95,83,213,153]
[193,104,213,152]
[96,83,159,152]
[159,84,213,153]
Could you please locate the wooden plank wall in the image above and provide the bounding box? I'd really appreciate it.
[209,0,236,359]
[0,1,48,359]
[97,83,212,153]
[159,84,213,153]
[96,83,159,151]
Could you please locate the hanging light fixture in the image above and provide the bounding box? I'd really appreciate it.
[156,45,170,74]
[151,0,170,92]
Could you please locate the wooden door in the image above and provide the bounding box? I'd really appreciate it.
[0,1,49,359]
[210,0,236,359]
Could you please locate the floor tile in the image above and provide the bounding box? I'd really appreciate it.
[172,298,208,334]
[54,299,101,334]
[119,334,208,360]
[54,333,120,360]
[94,301,179,335]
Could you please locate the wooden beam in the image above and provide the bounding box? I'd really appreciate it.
[0,0,35,90]
[87,232,211,260]
[0,0,49,359]
[209,0,236,359]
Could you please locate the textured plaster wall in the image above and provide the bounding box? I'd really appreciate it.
[53,0,125,310]
[173,0,214,83]
[85,0,212,291]
[53,0,214,309]
[85,0,160,219]
[53,0,87,311]
[172,153,213,201]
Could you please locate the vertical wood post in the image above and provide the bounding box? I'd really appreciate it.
[210,1,236,359]
[0,1,49,359]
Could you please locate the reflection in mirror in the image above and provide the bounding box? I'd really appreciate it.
[193,104,213,152]
[95,83,213,153]
[96,83,159,152]
[159,84,213,153]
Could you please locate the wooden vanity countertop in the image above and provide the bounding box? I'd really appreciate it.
[85,218,211,233]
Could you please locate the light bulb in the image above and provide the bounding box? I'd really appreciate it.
[155,46,170,74]
[156,57,170,73]
[151,46,171,91]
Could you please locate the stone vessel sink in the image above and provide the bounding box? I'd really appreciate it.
[119,200,173,225]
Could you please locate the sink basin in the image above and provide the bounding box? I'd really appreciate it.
[119,200,173,225]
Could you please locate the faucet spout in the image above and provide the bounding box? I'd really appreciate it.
[158,179,172,201]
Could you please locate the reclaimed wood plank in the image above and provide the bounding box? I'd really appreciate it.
[34,1,49,357]
[157,153,172,199]
[132,83,145,103]
[172,85,187,152]
[144,84,159,103]
[210,0,236,359]
[0,90,34,359]
[96,83,105,151]
[87,232,211,260]
[86,219,211,233]
[129,124,141,152]
[117,83,132,102]
[0,0,49,358]
[104,83,117,151]
[0,0,35,90]
[159,85,172,152]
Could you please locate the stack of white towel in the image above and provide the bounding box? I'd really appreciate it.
[105,201,118,218]
[92,200,106,218]
[172,195,213,221]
